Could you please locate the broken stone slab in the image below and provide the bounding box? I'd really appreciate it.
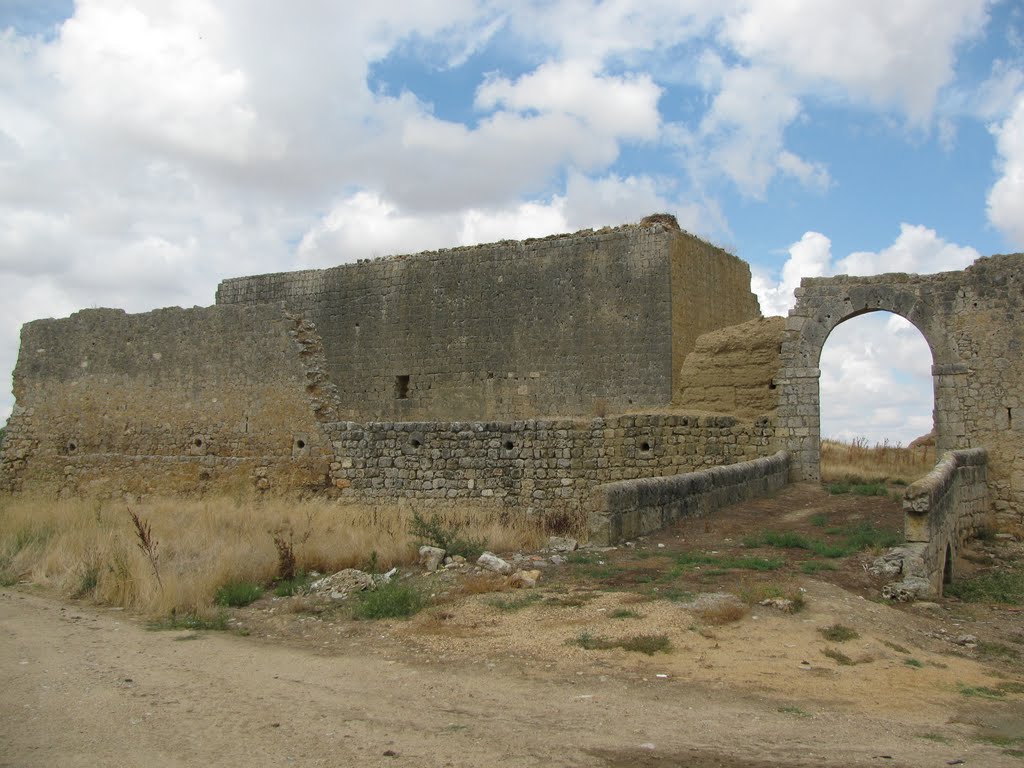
[882,576,931,602]
[419,545,446,572]
[548,536,578,552]
[477,551,513,574]
[509,569,542,589]
[308,567,397,600]
[309,568,376,599]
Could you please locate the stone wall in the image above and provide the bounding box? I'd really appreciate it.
[903,448,989,596]
[588,451,790,545]
[0,305,339,495]
[326,413,776,522]
[778,253,1023,522]
[216,219,760,422]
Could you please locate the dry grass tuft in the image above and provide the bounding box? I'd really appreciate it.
[821,437,935,486]
[0,493,545,617]
[693,600,748,625]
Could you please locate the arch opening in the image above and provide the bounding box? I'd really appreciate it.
[818,310,936,484]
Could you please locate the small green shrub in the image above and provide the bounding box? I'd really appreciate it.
[214,581,263,607]
[570,631,671,655]
[409,510,486,560]
[823,647,856,666]
[274,572,314,597]
[904,658,924,668]
[353,581,426,620]
[818,623,859,642]
[487,593,542,612]
[609,608,642,619]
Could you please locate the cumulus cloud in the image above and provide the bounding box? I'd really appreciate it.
[987,92,1024,247]
[719,0,990,121]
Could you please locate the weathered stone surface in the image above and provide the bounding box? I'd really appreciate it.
[547,537,578,552]
[418,546,446,572]
[882,577,931,602]
[509,569,541,588]
[477,552,513,574]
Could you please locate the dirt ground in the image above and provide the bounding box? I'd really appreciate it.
[3,484,1024,767]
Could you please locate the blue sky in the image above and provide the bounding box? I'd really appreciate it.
[1,1,1023,445]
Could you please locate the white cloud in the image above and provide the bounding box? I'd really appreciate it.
[476,59,662,141]
[720,0,990,121]
[820,313,934,445]
[751,231,832,317]
[987,92,1024,248]
[837,223,981,275]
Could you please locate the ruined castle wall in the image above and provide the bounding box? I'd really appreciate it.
[216,223,760,422]
[0,305,338,496]
[779,253,1024,522]
[326,413,776,520]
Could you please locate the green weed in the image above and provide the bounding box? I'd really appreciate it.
[487,593,543,612]
[570,631,671,655]
[946,572,1024,604]
[827,482,888,496]
[273,571,315,597]
[353,581,426,620]
[409,510,486,560]
[818,623,859,642]
[823,647,856,665]
[609,608,643,619]
[214,581,263,607]
[778,705,810,717]
[905,658,924,668]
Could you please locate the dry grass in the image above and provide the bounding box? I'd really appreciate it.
[820,437,935,486]
[0,494,544,617]
[692,600,748,625]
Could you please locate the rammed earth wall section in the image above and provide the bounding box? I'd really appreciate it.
[325,414,776,520]
[216,221,760,422]
[778,254,1024,523]
[0,305,339,495]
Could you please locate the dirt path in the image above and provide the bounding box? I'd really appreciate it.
[4,484,1024,767]
[0,586,1018,768]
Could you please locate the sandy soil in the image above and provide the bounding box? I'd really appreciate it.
[3,485,1023,767]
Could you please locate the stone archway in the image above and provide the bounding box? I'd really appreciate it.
[777,275,969,483]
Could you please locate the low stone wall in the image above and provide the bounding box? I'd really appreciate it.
[587,451,790,545]
[903,448,989,596]
[327,414,777,525]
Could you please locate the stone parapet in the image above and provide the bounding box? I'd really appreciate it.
[588,451,790,545]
